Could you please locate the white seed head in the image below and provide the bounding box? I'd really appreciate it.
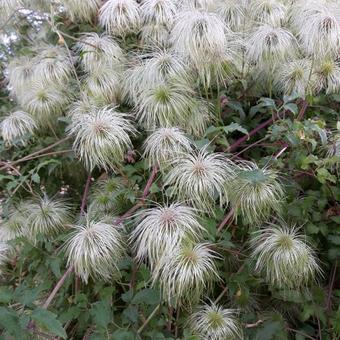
[61,0,101,22]
[274,58,317,97]
[246,25,297,65]
[130,203,204,269]
[215,0,247,31]
[155,241,220,306]
[89,177,125,214]
[83,67,123,105]
[124,49,190,105]
[23,196,72,240]
[177,0,214,11]
[99,0,141,36]
[0,208,25,242]
[21,83,71,126]
[190,303,243,340]
[249,0,287,26]
[140,0,177,26]
[0,111,36,145]
[0,242,10,272]
[143,127,192,168]
[250,222,321,289]
[68,106,135,171]
[65,214,126,283]
[135,80,195,129]
[181,99,212,137]
[75,33,125,73]
[294,2,340,58]
[32,45,74,85]
[228,161,284,224]
[140,23,170,47]
[165,148,234,213]
[0,0,23,21]
[171,9,228,70]
[315,59,340,95]
[7,56,35,97]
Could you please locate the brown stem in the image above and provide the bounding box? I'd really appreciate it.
[297,99,308,121]
[42,265,74,309]
[326,261,337,312]
[80,173,92,215]
[217,208,235,233]
[137,305,160,334]
[228,111,282,152]
[287,327,316,340]
[0,136,70,171]
[214,286,228,304]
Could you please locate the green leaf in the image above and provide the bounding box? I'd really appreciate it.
[123,305,139,323]
[255,321,282,340]
[90,301,111,329]
[0,286,13,303]
[0,307,25,337]
[31,173,40,184]
[31,308,67,339]
[316,168,336,184]
[284,103,299,115]
[223,123,248,136]
[132,288,161,305]
[112,330,135,340]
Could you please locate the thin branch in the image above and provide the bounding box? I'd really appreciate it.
[80,174,92,215]
[297,99,308,121]
[137,305,160,334]
[42,265,74,309]
[326,260,337,312]
[214,286,228,304]
[0,136,71,171]
[287,327,316,340]
[217,208,235,233]
[228,111,282,152]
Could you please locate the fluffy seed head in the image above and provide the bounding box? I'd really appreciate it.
[0,111,36,145]
[135,80,195,129]
[215,0,247,31]
[246,25,297,65]
[296,2,340,58]
[228,161,284,224]
[140,23,170,47]
[140,0,177,26]
[0,0,22,21]
[171,9,228,70]
[0,242,10,272]
[155,241,220,306]
[32,45,74,85]
[68,106,135,171]
[190,303,243,340]
[143,127,192,168]
[65,214,126,283]
[0,208,25,242]
[165,149,234,213]
[20,81,71,126]
[249,0,287,26]
[23,196,72,240]
[75,33,125,73]
[83,67,123,104]
[177,0,214,10]
[315,59,340,94]
[274,58,317,97]
[99,0,141,36]
[61,0,101,22]
[7,56,35,97]
[250,222,321,289]
[130,203,204,269]
[124,49,190,105]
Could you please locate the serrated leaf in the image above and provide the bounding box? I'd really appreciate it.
[90,301,111,329]
[31,308,67,339]
[0,286,13,303]
[132,288,161,305]
[255,321,282,340]
[123,305,139,323]
[284,103,299,115]
[0,307,24,337]
[223,123,248,136]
